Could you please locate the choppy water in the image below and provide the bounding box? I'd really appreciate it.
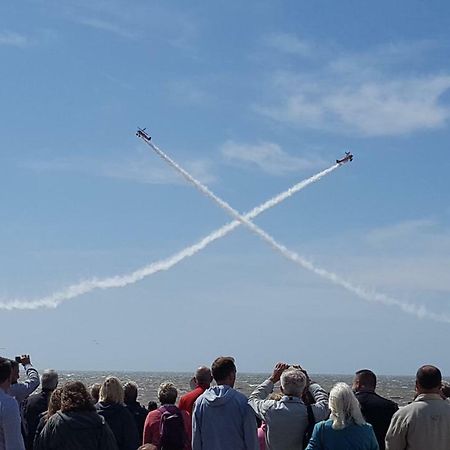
[55,371,441,407]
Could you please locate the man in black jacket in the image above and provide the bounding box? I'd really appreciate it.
[123,381,148,441]
[353,369,398,450]
[23,369,58,449]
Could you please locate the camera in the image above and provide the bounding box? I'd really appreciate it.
[15,356,21,363]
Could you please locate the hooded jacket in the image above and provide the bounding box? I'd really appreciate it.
[192,385,258,450]
[95,402,139,450]
[34,410,118,450]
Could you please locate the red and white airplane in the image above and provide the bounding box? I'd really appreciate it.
[336,151,353,164]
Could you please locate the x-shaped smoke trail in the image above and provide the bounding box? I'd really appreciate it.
[141,136,450,324]
[0,154,339,309]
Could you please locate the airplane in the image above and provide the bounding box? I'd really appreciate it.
[136,127,151,141]
[336,151,353,164]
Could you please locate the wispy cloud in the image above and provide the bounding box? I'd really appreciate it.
[76,17,139,39]
[365,219,437,245]
[0,31,30,48]
[166,80,212,106]
[62,1,199,49]
[264,32,312,56]
[221,140,324,175]
[258,37,450,136]
[21,153,217,186]
[305,218,450,296]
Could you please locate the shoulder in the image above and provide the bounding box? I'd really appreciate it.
[320,419,333,429]
[1,393,20,411]
[311,419,330,434]
[146,409,162,421]
[232,389,248,403]
[374,393,398,408]
[391,403,416,421]
[46,412,64,428]
[361,422,375,433]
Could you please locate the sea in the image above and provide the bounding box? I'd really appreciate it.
[54,371,439,407]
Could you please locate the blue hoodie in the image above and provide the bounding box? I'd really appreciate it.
[192,385,258,450]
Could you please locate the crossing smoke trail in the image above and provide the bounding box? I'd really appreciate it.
[143,138,450,324]
[0,163,339,310]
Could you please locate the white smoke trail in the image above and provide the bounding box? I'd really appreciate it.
[143,139,450,324]
[0,163,339,310]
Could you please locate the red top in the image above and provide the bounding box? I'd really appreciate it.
[178,386,205,415]
[143,406,191,450]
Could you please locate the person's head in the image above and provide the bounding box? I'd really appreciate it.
[123,381,138,405]
[47,387,63,418]
[416,365,442,394]
[9,360,19,385]
[0,358,12,387]
[61,381,95,413]
[440,381,450,399]
[89,383,101,403]
[158,382,177,405]
[147,401,157,411]
[41,369,59,391]
[353,369,377,392]
[211,356,236,387]
[194,366,212,389]
[280,369,307,397]
[99,376,124,404]
[329,382,366,430]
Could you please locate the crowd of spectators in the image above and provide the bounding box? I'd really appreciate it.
[0,354,449,450]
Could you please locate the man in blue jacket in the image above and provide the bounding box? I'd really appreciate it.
[0,357,25,450]
[192,356,258,450]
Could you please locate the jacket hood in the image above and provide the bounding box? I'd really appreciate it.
[203,385,237,406]
[96,401,124,419]
[57,411,104,430]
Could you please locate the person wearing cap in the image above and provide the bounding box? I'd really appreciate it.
[23,370,58,450]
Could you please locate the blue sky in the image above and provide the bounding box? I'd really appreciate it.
[1,0,450,375]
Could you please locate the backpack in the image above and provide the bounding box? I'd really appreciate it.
[159,405,186,450]
[302,404,315,449]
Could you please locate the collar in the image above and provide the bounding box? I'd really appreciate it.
[414,393,443,402]
[280,395,303,403]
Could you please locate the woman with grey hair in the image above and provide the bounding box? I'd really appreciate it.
[305,382,379,449]
[143,382,191,449]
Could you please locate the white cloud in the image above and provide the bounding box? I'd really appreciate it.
[259,72,450,137]
[257,38,450,136]
[21,153,217,186]
[0,31,30,48]
[221,140,324,175]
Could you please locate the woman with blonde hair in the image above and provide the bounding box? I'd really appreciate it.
[305,383,379,449]
[96,376,139,450]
